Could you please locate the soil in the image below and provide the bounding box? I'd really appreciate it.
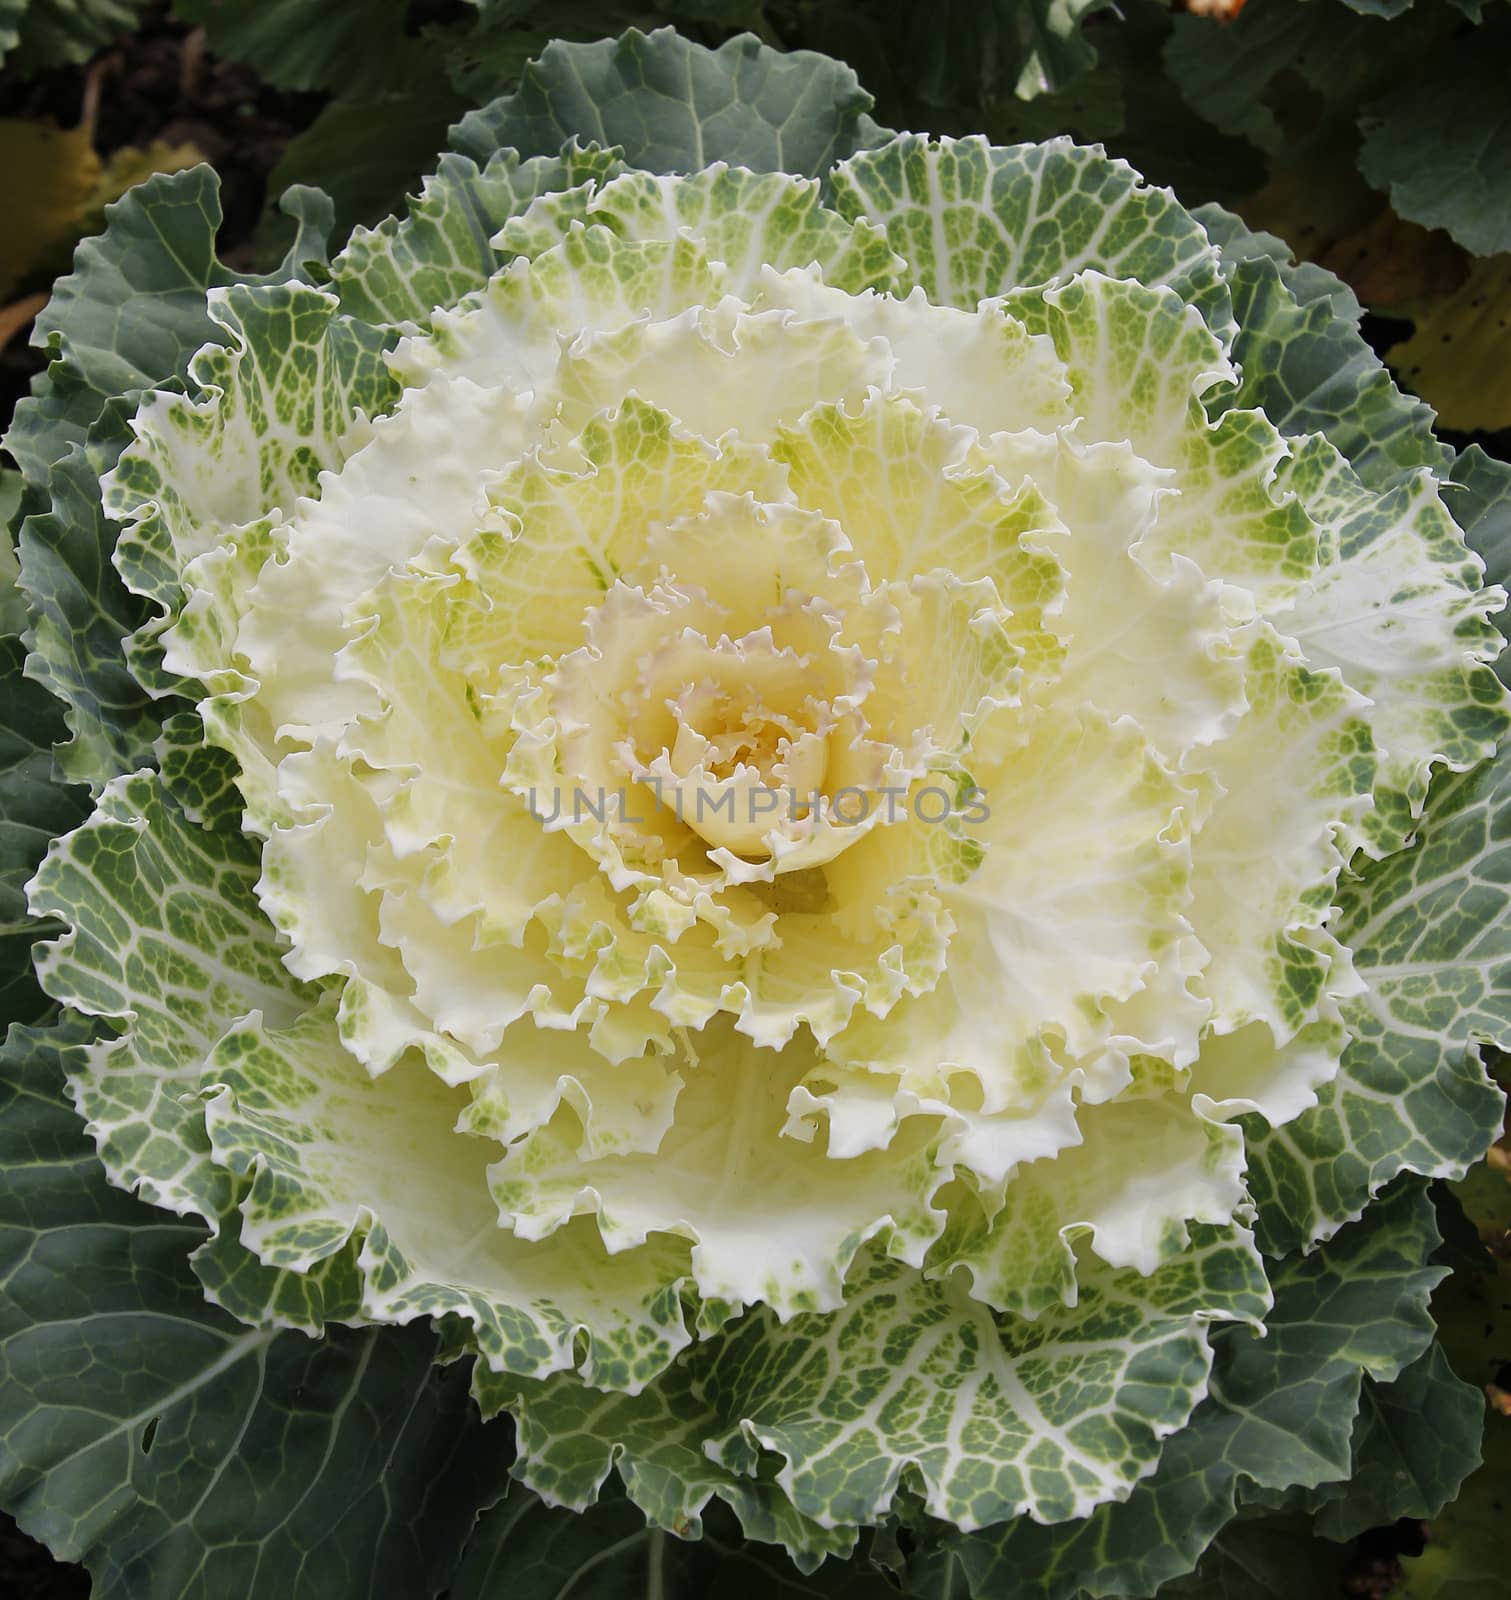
[0,0,324,427]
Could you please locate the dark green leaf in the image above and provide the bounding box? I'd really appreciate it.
[3,0,147,76]
[15,445,171,790]
[1358,21,1511,256]
[450,26,884,179]
[0,1020,512,1598]
[259,85,472,251]
[455,1490,899,1599]
[1155,1514,1350,1599]
[0,636,87,1031]
[171,0,425,97]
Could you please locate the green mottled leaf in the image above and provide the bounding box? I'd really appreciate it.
[1242,742,1511,1254]
[105,281,399,617]
[0,1019,511,1597]
[450,26,885,179]
[28,764,701,1378]
[1358,24,1511,256]
[152,710,245,831]
[906,1182,1444,1599]
[485,1228,1267,1562]
[1197,202,1451,489]
[475,1327,857,1569]
[831,133,1233,340]
[333,143,624,328]
[27,770,311,1222]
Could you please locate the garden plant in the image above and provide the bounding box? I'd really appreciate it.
[0,4,1508,1598]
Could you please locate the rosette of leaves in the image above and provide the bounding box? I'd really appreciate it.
[2,26,1510,1599]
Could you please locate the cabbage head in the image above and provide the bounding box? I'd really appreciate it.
[4,28,1509,1600]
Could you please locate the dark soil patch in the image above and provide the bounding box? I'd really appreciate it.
[0,0,324,431]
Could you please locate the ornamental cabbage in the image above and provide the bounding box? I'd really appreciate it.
[4,27,1510,1598]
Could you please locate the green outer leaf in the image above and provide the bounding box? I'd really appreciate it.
[0,1018,512,1597]
[1393,1420,1511,1599]
[0,633,86,1031]
[1242,743,1510,1255]
[1451,444,1511,684]
[450,26,885,180]
[1165,0,1333,153]
[3,166,332,490]
[1246,1343,1485,1541]
[1155,1514,1350,1600]
[1196,202,1451,489]
[1358,25,1511,256]
[454,1489,899,1600]
[906,1181,1445,1600]
[1395,1148,1511,1598]
[830,133,1233,342]
[16,444,169,789]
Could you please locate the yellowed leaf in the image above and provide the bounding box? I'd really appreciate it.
[1317,207,1468,311]
[1389,254,1511,433]
[0,290,48,352]
[0,118,102,300]
[1241,149,1470,310]
[86,140,204,227]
